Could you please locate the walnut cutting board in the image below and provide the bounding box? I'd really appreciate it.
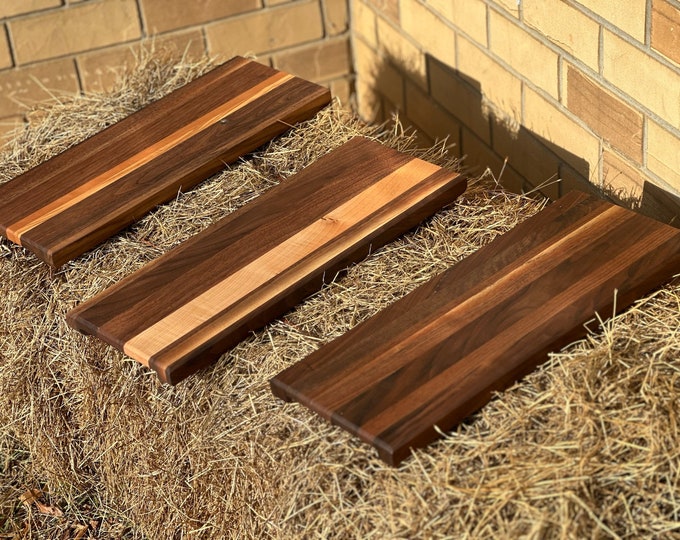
[0,56,331,267]
[271,191,680,466]
[67,137,467,384]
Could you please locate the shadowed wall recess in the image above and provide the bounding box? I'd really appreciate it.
[67,137,467,384]
[0,56,331,267]
[271,190,680,466]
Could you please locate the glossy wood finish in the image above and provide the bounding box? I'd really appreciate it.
[67,137,467,384]
[271,191,680,466]
[0,56,331,267]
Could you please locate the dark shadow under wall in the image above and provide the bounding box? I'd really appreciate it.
[362,51,596,201]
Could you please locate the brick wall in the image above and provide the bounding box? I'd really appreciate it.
[352,0,680,200]
[0,0,351,140]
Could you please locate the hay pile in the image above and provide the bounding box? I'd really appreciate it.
[1,53,679,539]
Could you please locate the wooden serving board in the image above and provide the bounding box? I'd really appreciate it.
[271,191,680,466]
[67,137,467,384]
[0,56,331,267]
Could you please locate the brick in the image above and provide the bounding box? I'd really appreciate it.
[603,30,680,129]
[0,115,24,145]
[492,121,561,189]
[376,16,426,88]
[10,0,141,65]
[602,150,645,198]
[206,1,323,57]
[454,0,487,44]
[329,76,351,105]
[140,0,259,34]
[356,78,382,121]
[566,65,643,163]
[78,30,205,93]
[558,163,595,196]
[489,10,559,98]
[457,36,522,123]
[461,126,526,192]
[523,86,600,180]
[524,0,599,70]
[651,0,680,66]
[0,0,61,18]
[492,0,519,18]
[0,59,79,117]
[324,0,349,36]
[428,56,490,143]
[577,0,645,42]
[401,0,455,67]
[0,27,11,69]
[366,0,398,24]
[354,36,404,110]
[353,0,377,47]
[273,38,351,83]
[405,79,461,145]
[647,120,680,190]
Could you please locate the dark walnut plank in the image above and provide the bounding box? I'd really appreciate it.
[0,56,331,267]
[271,191,680,466]
[67,137,467,385]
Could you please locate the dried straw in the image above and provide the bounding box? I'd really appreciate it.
[1,51,679,539]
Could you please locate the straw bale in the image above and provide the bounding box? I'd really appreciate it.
[1,51,679,539]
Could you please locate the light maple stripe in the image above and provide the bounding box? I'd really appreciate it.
[6,71,294,245]
[123,158,443,365]
[308,204,626,411]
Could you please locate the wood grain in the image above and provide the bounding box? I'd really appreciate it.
[0,57,331,267]
[67,137,467,385]
[271,191,680,466]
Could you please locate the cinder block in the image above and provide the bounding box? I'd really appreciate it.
[603,30,680,129]
[566,65,643,163]
[273,38,351,83]
[77,30,206,93]
[457,36,522,123]
[0,59,79,117]
[140,0,259,34]
[400,0,455,67]
[489,10,559,98]
[323,0,349,36]
[602,150,645,198]
[524,0,599,70]
[651,0,680,66]
[206,1,324,57]
[524,86,600,181]
[577,0,645,42]
[376,16,426,89]
[0,0,60,19]
[10,0,141,65]
[647,119,680,190]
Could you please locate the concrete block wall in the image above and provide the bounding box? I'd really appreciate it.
[0,0,351,140]
[352,0,680,200]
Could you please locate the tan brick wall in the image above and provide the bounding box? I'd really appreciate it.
[352,0,680,201]
[0,0,352,141]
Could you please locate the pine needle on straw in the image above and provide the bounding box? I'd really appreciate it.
[1,51,679,539]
